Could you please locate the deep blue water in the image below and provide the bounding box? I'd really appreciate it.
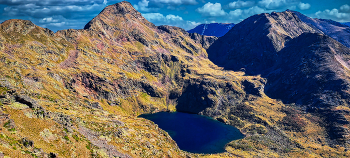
[139,112,244,154]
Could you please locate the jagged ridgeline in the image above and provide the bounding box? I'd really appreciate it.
[0,1,349,158]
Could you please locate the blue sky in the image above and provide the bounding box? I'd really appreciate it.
[0,0,349,32]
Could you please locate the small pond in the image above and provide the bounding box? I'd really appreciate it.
[139,112,244,154]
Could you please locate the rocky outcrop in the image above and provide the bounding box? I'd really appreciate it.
[189,33,218,49]
[84,1,155,31]
[78,126,132,158]
[14,95,40,109]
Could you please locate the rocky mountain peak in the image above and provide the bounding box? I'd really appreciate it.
[84,1,154,31]
[208,10,318,74]
[0,19,55,38]
[101,1,142,17]
[0,19,37,34]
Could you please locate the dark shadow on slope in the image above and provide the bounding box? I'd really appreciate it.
[176,81,214,114]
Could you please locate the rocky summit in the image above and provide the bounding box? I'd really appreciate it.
[208,10,320,75]
[0,1,350,157]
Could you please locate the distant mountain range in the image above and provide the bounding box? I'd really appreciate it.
[291,11,350,48]
[187,23,235,37]
[343,22,350,27]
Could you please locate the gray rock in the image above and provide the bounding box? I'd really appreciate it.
[91,102,103,110]
[21,137,34,148]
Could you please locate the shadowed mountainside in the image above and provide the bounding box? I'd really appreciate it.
[208,11,319,75]
[208,9,350,149]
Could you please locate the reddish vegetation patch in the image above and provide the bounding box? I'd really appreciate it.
[4,44,21,57]
[59,50,79,68]
[281,107,308,132]
[282,114,307,132]
[78,126,131,158]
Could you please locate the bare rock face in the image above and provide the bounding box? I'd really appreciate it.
[78,126,132,158]
[14,95,40,109]
[189,32,218,49]
[84,1,155,34]
[0,20,36,35]
[0,19,54,37]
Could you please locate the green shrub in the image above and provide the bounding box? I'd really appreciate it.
[72,135,80,142]
[3,121,10,128]
[64,135,70,141]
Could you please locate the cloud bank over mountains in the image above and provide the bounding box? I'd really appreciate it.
[0,0,349,31]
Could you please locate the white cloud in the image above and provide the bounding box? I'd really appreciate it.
[228,1,255,9]
[228,6,266,23]
[134,0,149,12]
[142,13,199,30]
[229,9,243,17]
[340,4,350,13]
[298,2,310,10]
[2,1,105,18]
[0,0,112,31]
[143,13,165,21]
[134,0,197,12]
[38,15,74,28]
[40,17,59,23]
[258,0,299,9]
[143,13,184,22]
[259,0,284,9]
[151,0,197,5]
[243,6,265,15]
[166,14,183,21]
[196,2,227,17]
[315,8,350,22]
[49,22,66,27]
[187,21,201,27]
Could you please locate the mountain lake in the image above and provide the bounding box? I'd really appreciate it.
[139,112,245,154]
